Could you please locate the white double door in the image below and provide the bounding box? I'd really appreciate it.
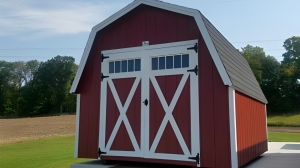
[99,40,200,164]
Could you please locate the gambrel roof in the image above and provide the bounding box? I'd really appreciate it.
[70,0,268,104]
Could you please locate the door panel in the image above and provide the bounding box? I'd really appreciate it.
[145,44,199,163]
[100,50,143,157]
[99,40,199,166]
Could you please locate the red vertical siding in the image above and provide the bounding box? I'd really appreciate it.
[198,33,231,168]
[76,5,231,168]
[213,68,231,168]
[150,75,190,155]
[235,92,267,167]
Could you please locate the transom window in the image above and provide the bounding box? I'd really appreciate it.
[109,59,141,73]
[151,54,189,70]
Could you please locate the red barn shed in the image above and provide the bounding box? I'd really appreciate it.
[70,0,268,167]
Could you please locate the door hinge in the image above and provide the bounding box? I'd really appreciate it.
[98,148,106,158]
[187,65,198,75]
[187,43,198,53]
[188,153,200,165]
[101,54,109,62]
[101,73,109,81]
[143,99,148,106]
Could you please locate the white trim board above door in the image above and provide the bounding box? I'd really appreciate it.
[99,40,200,166]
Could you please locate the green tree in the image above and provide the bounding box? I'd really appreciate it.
[34,56,75,114]
[260,56,281,112]
[280,36,300,112]
[241,45,266,84]
[0,61,14,116]
[63,63,78,112]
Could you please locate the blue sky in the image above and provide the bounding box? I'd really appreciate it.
[0,0,299,64]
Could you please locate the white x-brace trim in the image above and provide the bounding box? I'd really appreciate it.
[149,74,190,155]
[105,77,141,152]
[99,40,200,166]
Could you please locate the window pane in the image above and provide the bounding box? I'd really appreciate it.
[115,61,121,73]
[166,56,173,69]
[182,54,189,68]
[152,57,158,70]
[159,57,165,70]
[174,55,181,68]
[135,59,141,71]
[128,60,134,72]
[109,62,114,73]
[122,60,127,72]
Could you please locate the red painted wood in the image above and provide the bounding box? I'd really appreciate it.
[149,80,165,150]
[78,53,93,158]
[145,7,156,45]
[127,82,141,147]
[113,78,135,106]
[198,34,216,167]
[111,122,134,151]
[166,11,178,42]
[126,12,138,47]
[188,17,199,40]
[173,76,191,153]
[213,67,231,168]
[105,84,118,146]
[151,76,167,153]
[135,8,146,46]
[156,122,183,154]
[76,4,232,167]
[152,74,190,155]
[101,155,196,167]
[177,14,189,41]
[87,45,102,157]
[108,78,139,151]
[235,92,267,167]
[155,9,167,44]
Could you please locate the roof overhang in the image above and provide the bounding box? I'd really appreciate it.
[70,0,232,93]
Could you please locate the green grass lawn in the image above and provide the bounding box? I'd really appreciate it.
[0,133,299,168]
[268,114,300,127]
[268,132,300,142]
[0,136,90,168]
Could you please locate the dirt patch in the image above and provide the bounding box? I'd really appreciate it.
[268,126,300,133]
[0,115,76,145]
[1,115,299,145]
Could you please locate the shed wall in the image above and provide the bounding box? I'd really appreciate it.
[76,5,231,167]
[235,92,267,167]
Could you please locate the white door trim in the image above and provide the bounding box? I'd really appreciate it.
[99,40,200,166]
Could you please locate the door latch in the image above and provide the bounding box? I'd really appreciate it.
[143,99,148,106]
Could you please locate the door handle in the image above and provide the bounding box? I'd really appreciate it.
[143,99,148,106]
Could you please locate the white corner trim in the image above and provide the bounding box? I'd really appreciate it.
[70,0,232,93]
[228,87,238,168]
[74,94,80,158]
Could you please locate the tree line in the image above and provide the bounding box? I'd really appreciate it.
[241,36,300,114]
[0,36,299,117]
[0,56,77,117]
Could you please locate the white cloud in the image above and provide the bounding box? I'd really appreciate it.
[0,0,125,39]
